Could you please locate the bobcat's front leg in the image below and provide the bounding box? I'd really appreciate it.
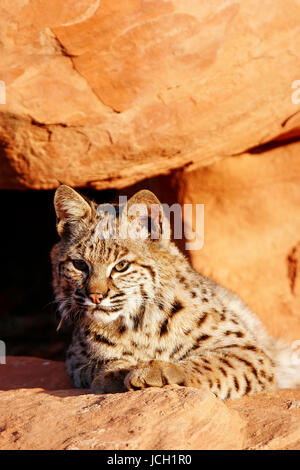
[124,346,276,399]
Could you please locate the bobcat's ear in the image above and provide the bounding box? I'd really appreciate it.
[123,190,167,241]
[54,185,92,237]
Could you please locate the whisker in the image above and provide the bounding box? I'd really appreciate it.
[42,296,70,310]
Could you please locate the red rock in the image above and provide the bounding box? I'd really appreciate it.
[0,356,72,391]
[1,357,300,450]
[0,386,246,450]
[0,359,245,450]
[0,0,299,189]
[228,390,300,450]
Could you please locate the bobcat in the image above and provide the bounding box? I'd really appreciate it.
[51,185,300,399]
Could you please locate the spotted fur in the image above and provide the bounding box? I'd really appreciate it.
[51,186,300,399]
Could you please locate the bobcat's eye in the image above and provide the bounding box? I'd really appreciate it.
[71,259,89,272]
[114,260,130,272]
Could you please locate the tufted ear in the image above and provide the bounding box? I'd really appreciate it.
[54,185,92,237]
[122,190,167,241]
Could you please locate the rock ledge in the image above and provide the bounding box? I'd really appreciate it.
[1,357,300,450]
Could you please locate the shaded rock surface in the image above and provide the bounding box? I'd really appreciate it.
[1,357,300,450]
[0,356,72,391]
[0,0,299,189]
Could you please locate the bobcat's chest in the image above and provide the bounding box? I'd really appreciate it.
[85,320,185,363]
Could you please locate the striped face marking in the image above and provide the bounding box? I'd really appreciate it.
[57,231,159,327]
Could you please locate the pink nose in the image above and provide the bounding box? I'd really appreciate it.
[89,293,104,304]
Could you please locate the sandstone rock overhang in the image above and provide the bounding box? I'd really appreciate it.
[0,0,299,190]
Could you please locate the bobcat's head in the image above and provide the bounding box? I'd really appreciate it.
[51,185,176,329]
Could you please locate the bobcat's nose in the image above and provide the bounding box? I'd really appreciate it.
[88,292,104,304]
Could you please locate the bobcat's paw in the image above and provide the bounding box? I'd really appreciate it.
[91,368,129,394]
[91,375,106,394]
[124,360,186,391]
